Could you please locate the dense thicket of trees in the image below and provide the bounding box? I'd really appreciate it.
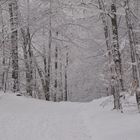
[0,0,140,111]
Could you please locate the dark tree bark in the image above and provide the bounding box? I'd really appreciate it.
[64,46,69,101]
[9,0,19,92]
[54,45,58,101]
[110,2,124,109]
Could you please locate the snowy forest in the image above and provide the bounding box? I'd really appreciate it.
[0,0,140,140]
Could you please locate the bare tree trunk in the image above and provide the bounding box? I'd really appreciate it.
[5,58,11,92]
[54,45,58,101]
[98,0,114,96]
[46,0,52,101]
[20,0,33,96]
[59,47,63,101]
[47,27,51,100]
[0,6,6,92]
[125,0,140,111]
[110,1,124,109]
[9,0,19,92]
[64,46,69,101]
[42,25,49,100]
[26,27,33,96]
[135,0,140,111]
[26,0,33,96]
[21,27,33,96]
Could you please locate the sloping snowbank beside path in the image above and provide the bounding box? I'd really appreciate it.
[0,92,140,140]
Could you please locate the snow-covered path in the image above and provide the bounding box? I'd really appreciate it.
[0,94,92,140]
[0,93,140,140]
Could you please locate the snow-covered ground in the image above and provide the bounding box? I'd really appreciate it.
[0,93,140,140]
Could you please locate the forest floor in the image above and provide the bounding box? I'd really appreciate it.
[0,93,140,140]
